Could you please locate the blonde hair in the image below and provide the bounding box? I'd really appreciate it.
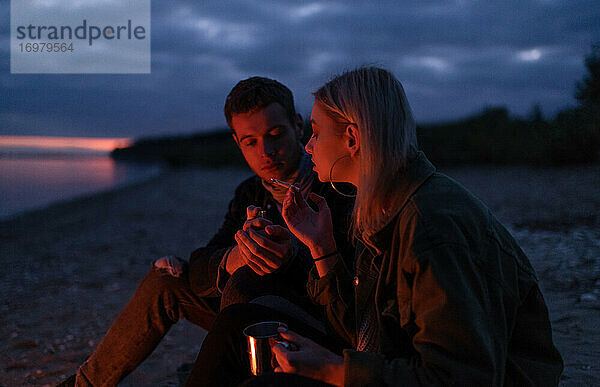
[314,67,418,238]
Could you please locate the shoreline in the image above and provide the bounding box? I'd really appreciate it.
[1,164,599,386]
[0,156,164,222]
[0,168,168,225]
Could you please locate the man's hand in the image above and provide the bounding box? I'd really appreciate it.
[226,206,294,276]
[153,256,186,278]
[271,328,344,387]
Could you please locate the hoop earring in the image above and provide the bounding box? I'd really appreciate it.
[329,155,356,198]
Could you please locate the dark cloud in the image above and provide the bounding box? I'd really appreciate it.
[1,0,598,137]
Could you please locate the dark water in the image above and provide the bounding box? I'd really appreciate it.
[0,155,161,220]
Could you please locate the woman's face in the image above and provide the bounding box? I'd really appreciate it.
[306,101,350,183]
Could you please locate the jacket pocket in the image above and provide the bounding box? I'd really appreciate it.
[381,298,411,327]
[380,298,414,357]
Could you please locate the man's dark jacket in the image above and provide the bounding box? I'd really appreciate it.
[188,174,354,314]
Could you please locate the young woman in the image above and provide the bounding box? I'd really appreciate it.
[186,67,563,386]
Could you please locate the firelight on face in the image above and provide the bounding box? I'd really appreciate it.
[306,102,348,183]
[231,103,303,183]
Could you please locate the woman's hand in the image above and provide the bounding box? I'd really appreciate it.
[271,328,344,387]
[281,188,336,257]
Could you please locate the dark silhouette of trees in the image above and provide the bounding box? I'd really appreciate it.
[418,44,599,165]
[576,44,600,106]
[550,43,600,163]
[112,45,600,167]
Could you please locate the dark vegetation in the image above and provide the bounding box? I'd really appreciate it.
[111,130,247,167]
[112,46,600,167]
[418,104,599,165]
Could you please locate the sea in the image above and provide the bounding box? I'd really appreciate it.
[0,136,162,220]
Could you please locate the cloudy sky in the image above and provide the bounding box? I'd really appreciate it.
[1,0,598,139]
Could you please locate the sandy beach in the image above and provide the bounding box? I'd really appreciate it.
[1,164,599,386]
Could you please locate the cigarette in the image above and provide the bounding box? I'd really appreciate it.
[270,178,297,190]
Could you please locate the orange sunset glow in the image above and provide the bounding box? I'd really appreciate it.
[0,136,132,153]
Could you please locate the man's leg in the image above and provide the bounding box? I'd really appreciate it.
[76,267,220,386]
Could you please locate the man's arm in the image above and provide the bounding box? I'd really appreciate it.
[188,178,252,297]
[188,177,296,296]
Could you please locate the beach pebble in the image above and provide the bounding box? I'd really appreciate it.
[580,293,598,302]
[103,282,121,292]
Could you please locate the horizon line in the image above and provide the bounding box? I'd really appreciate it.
[0,135,133,152]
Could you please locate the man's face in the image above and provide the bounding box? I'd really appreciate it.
[231,103,303,182]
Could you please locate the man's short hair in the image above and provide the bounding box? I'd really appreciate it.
[224,77,297,131]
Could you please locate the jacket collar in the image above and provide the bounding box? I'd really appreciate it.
[358,151,436,256]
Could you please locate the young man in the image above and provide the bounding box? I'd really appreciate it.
[63,77,354,386]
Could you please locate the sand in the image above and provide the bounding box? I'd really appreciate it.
[1,164,599,386]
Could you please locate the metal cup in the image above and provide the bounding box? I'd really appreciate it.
[243,321,287,376]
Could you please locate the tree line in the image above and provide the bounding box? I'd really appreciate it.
[113,45,599,167]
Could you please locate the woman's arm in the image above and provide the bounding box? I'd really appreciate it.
[343,240,511,386]
[272,328,345,386]
[281,187,357,346]
[281,187,338,275]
